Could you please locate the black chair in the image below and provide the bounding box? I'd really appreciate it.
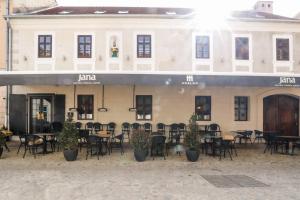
[156,123,166,135]
[93,122,103,133]
[263,132,277,154]
[151,135,166,160]
[144,123,152,134]
[253,130,264,143]
[50,122,63,151]
[122,122,131,142]
[78,129,89,152]
[86,135,101,160]
[51,122,63,133]
[85,122,94,134]
[213,137,233,160]
[169,123,179,144]
[110,133,125,155]
[178,123,186,136]
[23,134,44,159]
[207,123,221,136]
[131,123,140,131]
[17,131,27,155]
[107,122,116,137]
[292,141,300,155]
[235,130,253,144]
[75,122,82,130]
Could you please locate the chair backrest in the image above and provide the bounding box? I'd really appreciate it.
[254,130,263,136]
[75,122,82,130]
[144,123,152,131]
[208,123,221,132]
[85,122,94,130]
[122,122,130,130]
[51,122,63,133]
[107,122,116,131]
[131,123,140,130]
[93,122,103,131]
[156,123,165,130]
[79,129,89,139]
[170,123,178,131]
[87,135,100,144]
[151,135,166,146]
[178,123,186,131]
[246,130,253,137]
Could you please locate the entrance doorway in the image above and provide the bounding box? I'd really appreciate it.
[30,95,53,133]
[263,95,299,136]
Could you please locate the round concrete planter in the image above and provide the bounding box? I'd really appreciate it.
[186,149,200,162]
[134,150,147,162]
[63,149,78,161]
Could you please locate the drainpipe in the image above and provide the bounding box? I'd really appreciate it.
[5,0,11,130]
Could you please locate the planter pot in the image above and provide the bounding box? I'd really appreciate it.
[63,149,78,161]
[0,147,3,158]
[134,150,147,162]
[186,149,200,162]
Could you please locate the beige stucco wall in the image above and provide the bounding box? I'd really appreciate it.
[10,17,300,74]
[11,85,300,135]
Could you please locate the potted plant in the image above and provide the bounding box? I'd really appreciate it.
[184,114,201,162]
[58,112,79,161]
[131,130,150,162]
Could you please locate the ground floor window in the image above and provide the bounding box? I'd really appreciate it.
[235,96,249,121]
[195,96,211,121]
[136,95,152,120]
[77,95,94,120]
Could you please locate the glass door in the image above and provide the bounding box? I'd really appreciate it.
[30,95,53,133]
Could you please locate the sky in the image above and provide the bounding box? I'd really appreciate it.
[56,0,300,18]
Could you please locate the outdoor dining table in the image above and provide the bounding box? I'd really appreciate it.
[34,133,56,154]
[275,135,300,155]
[95,131,112,155]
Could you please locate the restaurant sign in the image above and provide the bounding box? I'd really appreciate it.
[275,76,300,87]
[74,74,100,84]
[181,75,199,85]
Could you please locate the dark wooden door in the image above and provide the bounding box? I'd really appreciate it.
[263,95,299,136]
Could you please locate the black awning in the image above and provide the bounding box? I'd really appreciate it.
[0,72,299,87]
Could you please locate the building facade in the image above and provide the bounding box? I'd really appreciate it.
[2,2,300,136]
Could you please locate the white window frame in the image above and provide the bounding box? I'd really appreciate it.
[106,31,123,71]
[192,32,213,72]
[232,33,253,72]
[273,34,293,73]
[74,32,96,71]
[34,31,56,71]
[133,31,155,71]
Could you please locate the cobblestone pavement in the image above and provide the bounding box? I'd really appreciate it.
[1,142,300,200]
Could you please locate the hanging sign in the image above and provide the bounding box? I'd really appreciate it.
[181,75,199,85]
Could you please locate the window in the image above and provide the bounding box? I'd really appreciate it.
[235,37,249,60]
[276,38,290,61]
[234,96,248,121]
[136,95,152,120]
[137,35,151,58]
[78,35,92,58]
[38,35,52,58]
[195,96,211,121]
[77,95,94,120]
[195,36,210,59]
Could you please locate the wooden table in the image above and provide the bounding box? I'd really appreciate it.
[34,133,55,154]
[95,131,111,155]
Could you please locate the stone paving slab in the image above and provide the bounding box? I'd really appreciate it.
[202,175,268,188]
